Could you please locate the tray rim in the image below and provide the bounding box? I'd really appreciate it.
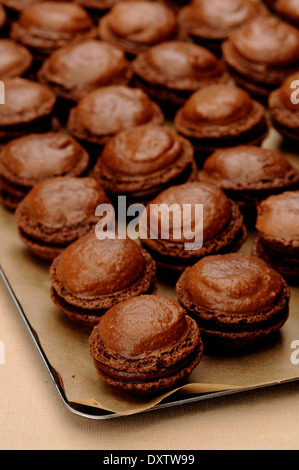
[1,264,299,420]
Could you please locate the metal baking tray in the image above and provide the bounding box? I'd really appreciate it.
[2,263,299,420]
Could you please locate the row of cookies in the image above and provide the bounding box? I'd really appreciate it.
[1,127,299,266]
[2,153,296,396]
[0,75,298,393]
[0,0,298,396]
[0,2,205,395]
[0,1,298,149]
[0,0,298,93]
[0,72,298,170]
[1,0,299,59]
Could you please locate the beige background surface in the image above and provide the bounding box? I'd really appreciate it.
[1,129,299,450]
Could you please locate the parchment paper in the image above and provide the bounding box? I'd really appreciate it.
[1,128,299,417]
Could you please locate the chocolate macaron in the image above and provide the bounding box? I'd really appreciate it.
[176,253,290,348]
[0,77,57,144]
[174,83,268,162]
[268,71,299,144]
[222,16,299,100]
[271,0,299,28]
[15,176,109,261]
[92,124,197,205]
[178,0,268,55]
[0,39,32,79]
[10,2,96,62]
[0,0,71,20]
[139,181,247,276]
[252,190,299,282]
[98,0,179,57]
[0,0,41,13]
[37,39,132,122]
[89,295,203,395]
[49,232,157,327]
[198,145,299,225]
[67,85,164,158]
[132,41,229,115]
[0,132,89,209]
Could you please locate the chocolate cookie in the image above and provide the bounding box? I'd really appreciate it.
[222,16,299,100]
[37,39,132,122]
[0,77,57,144]
[176,253,290,348]
[0,39,32,79]
[92,124,197,205]
[49,232,157,327]
[198,145,299,225]
[10,2,96,62]
[139,181,247,276]
[89,295,203,395]
[132,40,229,115]
[0,132,89,209]
[174,83,268,162]
[178,0,268,55]
[67,85,164,158]
[98,0,179,57]
[0,0,70,18]
[15,176,109,260]
[268,71,299,144]
[271,0,299,28]
[252,190,299,282]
